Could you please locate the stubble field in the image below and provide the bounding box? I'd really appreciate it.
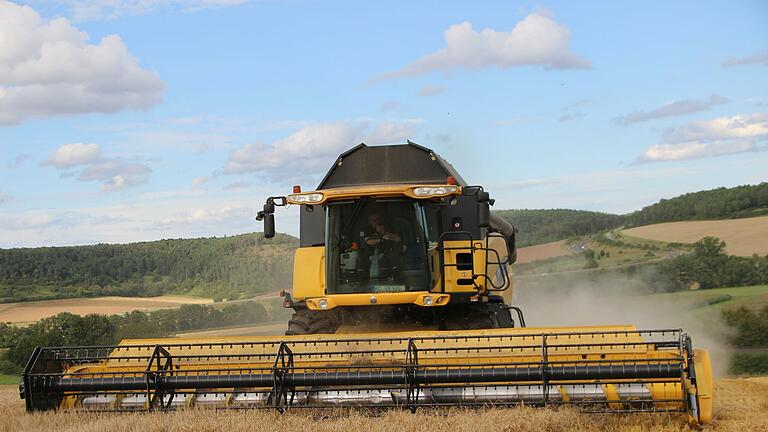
[622,216,768,257]
[1,378,766,432]
[0,296,212,324]
[516,240,571,264]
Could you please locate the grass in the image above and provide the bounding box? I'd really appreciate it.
[0,378,766,431]
[0,375,17,385]
[647,285,768,313]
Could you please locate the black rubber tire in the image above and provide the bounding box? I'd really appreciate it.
[285,310,338,335]
[442,305,497,330]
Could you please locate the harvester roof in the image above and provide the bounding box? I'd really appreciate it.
[317,141,467,190]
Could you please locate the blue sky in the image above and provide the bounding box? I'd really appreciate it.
[0,0,766,247]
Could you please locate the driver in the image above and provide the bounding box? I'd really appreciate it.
[361,212,403,281]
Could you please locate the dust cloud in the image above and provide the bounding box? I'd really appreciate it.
[513,271,733,377]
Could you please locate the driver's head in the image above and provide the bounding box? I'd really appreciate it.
[367,213,384,228]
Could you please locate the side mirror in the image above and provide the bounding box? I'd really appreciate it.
[477,190,491,228]
[478,202,490,228]
[263,201,275,214]
[264,213,275,238]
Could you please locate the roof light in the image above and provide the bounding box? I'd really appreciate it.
[293,185,301,193]
[412,185,459,197]
[286,192,324,204]
[447,176,457,185]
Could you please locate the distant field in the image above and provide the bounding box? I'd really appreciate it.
[623,216,768,256]
[0,296,212,324]
[516,240,570,264]
[1,378,766,431]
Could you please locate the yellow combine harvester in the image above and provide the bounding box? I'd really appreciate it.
[19,142,713,424]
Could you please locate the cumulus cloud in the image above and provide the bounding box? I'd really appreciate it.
[370,13,590,82]
[222,119,420,179]
[0,1,164,125]
[637,113,768,163]
[157,205,253,226]
[42,143,100,167]
[42,143,152,190]
[722,50,768,67]
[616,95,730,125]
[418,84,446,97]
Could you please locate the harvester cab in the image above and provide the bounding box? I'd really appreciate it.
[256,142,521,334]
[20,142,713,426]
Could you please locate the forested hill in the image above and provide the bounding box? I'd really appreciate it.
[0,233,297,303]
[2,183,765,303]
[494,209,623,247]
[625,182,768,227]
[495,182,767,246]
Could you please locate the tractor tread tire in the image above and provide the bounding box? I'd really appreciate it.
[285,310,337,335]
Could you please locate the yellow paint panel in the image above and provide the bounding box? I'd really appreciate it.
[292,247,324,300]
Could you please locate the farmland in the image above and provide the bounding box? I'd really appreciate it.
[0,296,212,324]
[515,240,571,264]
[1,378,766,432]
[623,216,768,257]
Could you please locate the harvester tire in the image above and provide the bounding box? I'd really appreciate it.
[286,310,337,335]
[442,305,497,330]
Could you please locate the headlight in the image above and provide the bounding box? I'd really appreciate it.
[318,299,328,309]
[287,192,324,204]
[423,295,433,306]
[412,186,459,197]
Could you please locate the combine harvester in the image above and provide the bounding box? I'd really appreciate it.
[20,143,713,425]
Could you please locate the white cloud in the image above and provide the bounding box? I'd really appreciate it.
[639,141,758,162]
[616,95,730,125]
[56,0,248,22]
[157,205,253,226]
[637,113,768,163]
[418,84,446,97]
[0,1,164,125]
[192,176,210,187]
[42,142,152,190]
[222,119,420,179]
[78,159,152,191]
[0,193,288,248]
[722,50,768,67]
[370,13,590,82]
[661,113,768,143]
[42,143,100,168]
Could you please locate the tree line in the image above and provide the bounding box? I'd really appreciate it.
[722,305,768,375]
[0,301,273,375]
[496,182,767,246]
[0,233,297,302]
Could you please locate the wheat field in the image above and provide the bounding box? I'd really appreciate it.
[516,240,570,264]
[1,378,766,432]
[622,216,768,257]
[0,296,213,324]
